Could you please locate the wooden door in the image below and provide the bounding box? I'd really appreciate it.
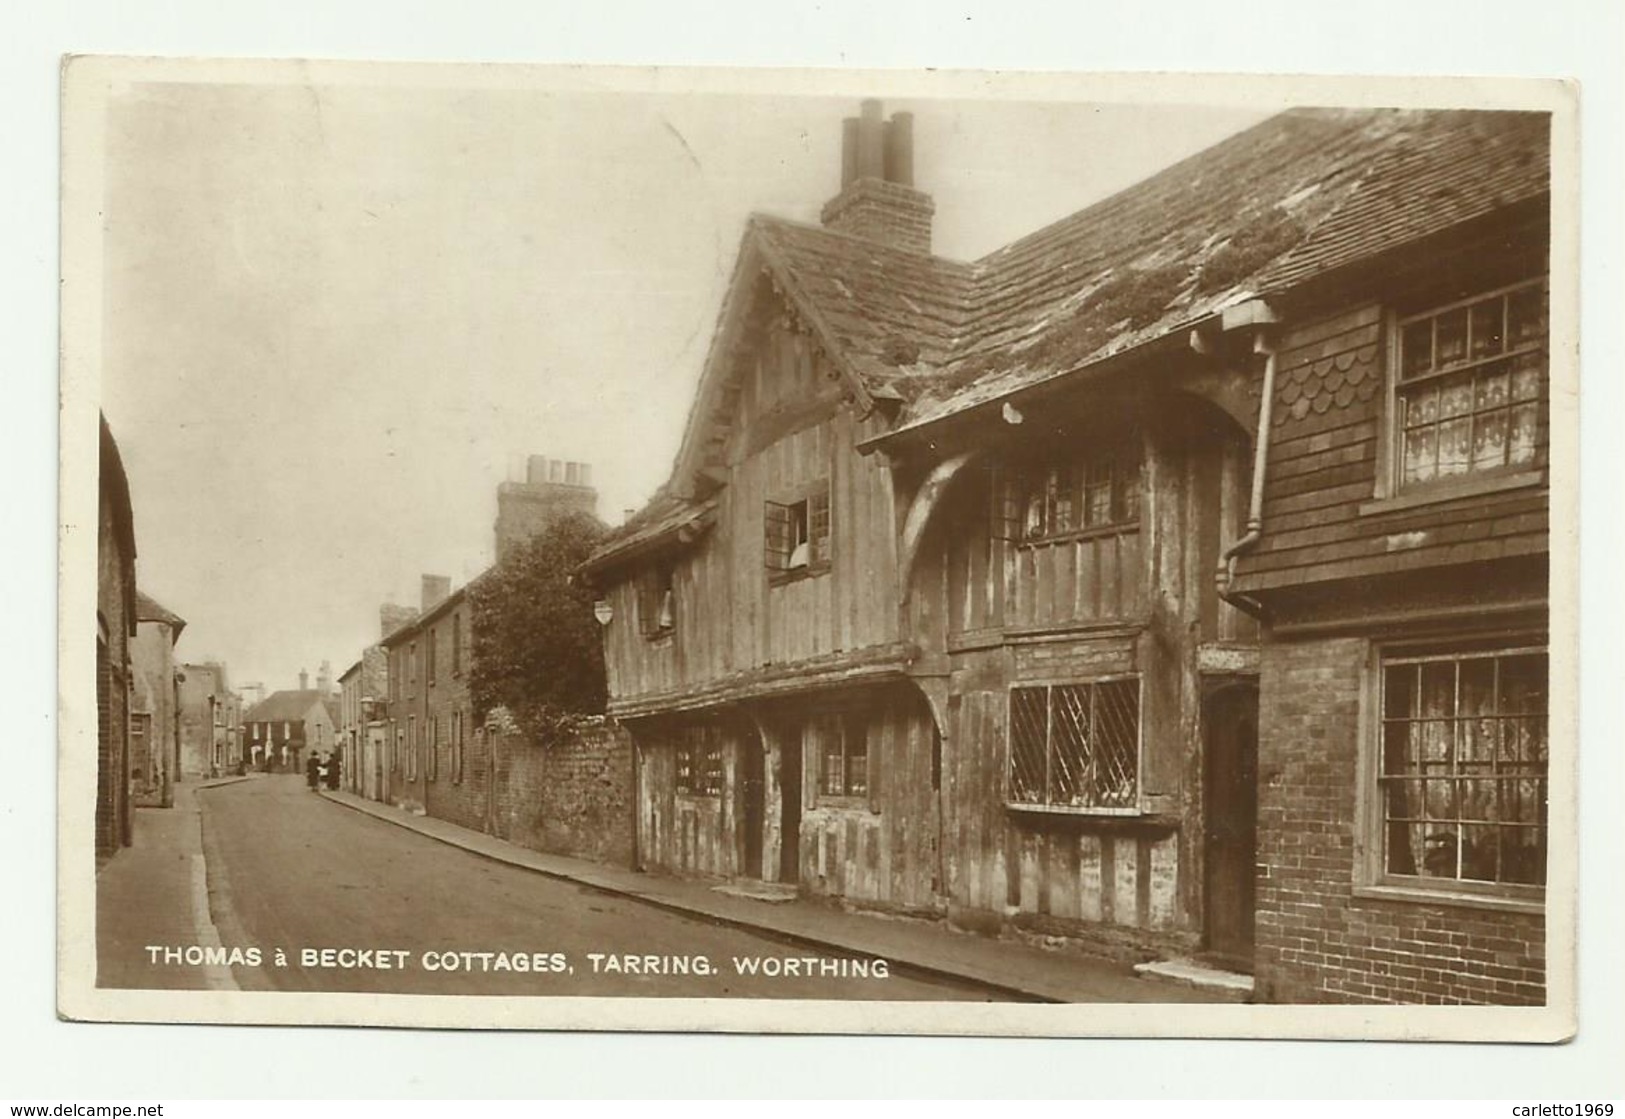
[1204,682,1259,969]
[778,736,802,883]
[741,730,765,879]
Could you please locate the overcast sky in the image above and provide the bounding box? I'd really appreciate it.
[98,71,1268,693]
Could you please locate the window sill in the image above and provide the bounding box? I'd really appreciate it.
[1359,469,1546,517]
[812,796,876,813]
[768,561,831,588]
[1015,522,1140,548]
[1351,882,1544,916]
[642,629,676,645]
[1005,804,1180,836]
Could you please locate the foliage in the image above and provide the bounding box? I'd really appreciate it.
[468,511,608,740]
[1194,209,1307,296]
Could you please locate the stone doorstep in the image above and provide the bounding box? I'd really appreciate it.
[1133,957,1255,998]
[710,882,799,904]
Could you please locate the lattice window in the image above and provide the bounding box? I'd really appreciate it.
[1012,444,1140,543]
[1378,643,1547,888]
[816,711,869,799]
[1395,279,1547,489]
[765,486,831,575]
[1008,679,1140,812]
[675,726,725,797]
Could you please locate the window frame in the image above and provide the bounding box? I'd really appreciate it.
[406,714,417,782]
[1355,635,1549,912]
[765,481,832,584]
[639,560,678,640]
[674,726,725,798]
[1006,441,1142,548]
[812,709,872,807]
[1376,277,1549,504]
[451,612,463,677]
[1005,675,1144,816]
[427,714,439,782]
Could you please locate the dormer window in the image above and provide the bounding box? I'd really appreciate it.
[766,485,831,580]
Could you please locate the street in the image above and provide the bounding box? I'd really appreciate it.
[180,775,990,1000]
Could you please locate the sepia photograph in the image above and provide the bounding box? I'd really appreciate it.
[58,58,1577,1040]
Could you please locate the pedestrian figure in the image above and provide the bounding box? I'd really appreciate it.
[306,751,320,791]
[326,752,342,790]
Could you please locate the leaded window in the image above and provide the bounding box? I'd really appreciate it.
[1008,679,1140,812]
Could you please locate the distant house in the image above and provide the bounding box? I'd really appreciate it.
[241,677,336,774]
[177,662,240,779]
[581,102,1553,1005]
[96,415,138,861]
[129,591,185,807]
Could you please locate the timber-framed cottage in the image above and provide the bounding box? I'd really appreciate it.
[580,102,1554,1003]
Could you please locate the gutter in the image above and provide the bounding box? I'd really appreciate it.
[1215,302,1279,619]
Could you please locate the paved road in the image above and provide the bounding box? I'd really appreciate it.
[192,775,990,1000]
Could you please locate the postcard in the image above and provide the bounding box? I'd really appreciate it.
[59,58,1577,1039]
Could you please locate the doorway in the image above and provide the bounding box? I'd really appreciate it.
[1203,681,1259,970]
[778,733,802,884]
[741,727,765,879]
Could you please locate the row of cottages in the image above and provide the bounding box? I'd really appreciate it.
[96,415,139,861]
[359,457,633,866]
[580,102,1554,1004]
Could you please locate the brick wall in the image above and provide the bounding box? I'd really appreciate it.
[485,719,634,869]
[1255,634,1545,1005]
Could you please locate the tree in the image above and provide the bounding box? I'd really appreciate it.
[468,511,607,739]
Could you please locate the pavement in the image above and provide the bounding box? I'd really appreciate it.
[318,786,1241,1004]
[95,775,253,990]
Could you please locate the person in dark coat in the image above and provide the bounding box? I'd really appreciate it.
[326,752,342,790]
[306,751,321,790]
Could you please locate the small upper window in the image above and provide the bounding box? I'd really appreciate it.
[1014,445,1140,543]
[1395,279,1547,490]
[766,486,831,577]
[639,561,677,639]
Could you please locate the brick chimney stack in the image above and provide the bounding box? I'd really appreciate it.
[299,668,309,691]
[379,603,416,640]
[820,100,934,255]
[421,574,451,612]
[494,454,600,561]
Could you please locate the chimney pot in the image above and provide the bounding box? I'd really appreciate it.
[857,99,885,180]
[299,669,309,690]
[527,455,549,485]
[421,574,451,612]
[886,112,915,186]
[840,117,859,188]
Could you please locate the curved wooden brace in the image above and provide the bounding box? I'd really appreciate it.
[895,451,973,604]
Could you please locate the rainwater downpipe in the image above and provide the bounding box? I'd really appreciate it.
[1216,327,1276,618]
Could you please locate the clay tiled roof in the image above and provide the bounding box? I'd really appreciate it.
[243,689,328,725]
[135,590,186,634]
[752,216,977,402]
[893,108,1549,433]
[596,107,1550,564]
